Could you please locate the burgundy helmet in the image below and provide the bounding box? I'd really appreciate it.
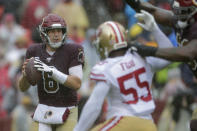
[39,13,67,48]
[172,0,197,28]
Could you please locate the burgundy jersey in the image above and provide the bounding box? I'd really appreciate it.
[25,43,84,107]
[175,22,197,77]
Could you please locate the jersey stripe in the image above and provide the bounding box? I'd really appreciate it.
[90,72,106,81]
[99,116,123,131]
[90,78,106,82]
[90,72,105,77]
[106,22,123,43]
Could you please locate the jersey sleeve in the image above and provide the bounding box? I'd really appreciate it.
[90,61,108,82]
[152,23,173,48]
[146,56,171,72]
[69,44,85,68]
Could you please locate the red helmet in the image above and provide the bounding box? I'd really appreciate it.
[39,13,67,48]
[172,0,197,28]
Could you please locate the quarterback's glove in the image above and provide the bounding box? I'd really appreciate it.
[125,0,141,12]
[34,58,53,75]
[34,58,68,84]
[135,10,158,32]
[129,43,158,57]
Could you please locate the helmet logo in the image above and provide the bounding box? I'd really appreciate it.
[78,49,84,63]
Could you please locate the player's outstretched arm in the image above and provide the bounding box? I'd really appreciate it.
[34,58,82,90]
[155,39,197,62]
[130,39,197,62]
[125,0,174,26]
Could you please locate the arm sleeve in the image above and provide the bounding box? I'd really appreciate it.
[152,25,173,48]
[68,65,83,80]
[146,57,171,72]
[74,81,110,131]
[146,24,173,71]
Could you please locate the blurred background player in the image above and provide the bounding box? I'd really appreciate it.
[18,13,84,131]
[74,16,174,131]
[125,0,197,130]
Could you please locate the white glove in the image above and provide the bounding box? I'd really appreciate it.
[34,58,53,74]
[135,10,159,32]
[34,58,68,84]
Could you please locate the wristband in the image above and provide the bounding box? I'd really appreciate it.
[139,44,158,56]
[51,68,68,85]
[129,43,158,57]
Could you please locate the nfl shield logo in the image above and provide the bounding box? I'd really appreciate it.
[46,57,52,63]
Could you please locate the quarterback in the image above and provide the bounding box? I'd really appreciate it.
[18,14,84,131]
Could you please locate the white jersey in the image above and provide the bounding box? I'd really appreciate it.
[74,21,173,131]
[90,51,156,120]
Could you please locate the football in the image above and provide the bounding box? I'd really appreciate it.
[25,57,42,86]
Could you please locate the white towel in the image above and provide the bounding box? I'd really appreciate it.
[32,104,73,124]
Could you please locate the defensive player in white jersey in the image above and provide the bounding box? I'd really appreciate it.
[74,11,173,131]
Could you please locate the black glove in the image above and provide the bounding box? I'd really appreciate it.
[129,43,158,57]
[125,0,141,12]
